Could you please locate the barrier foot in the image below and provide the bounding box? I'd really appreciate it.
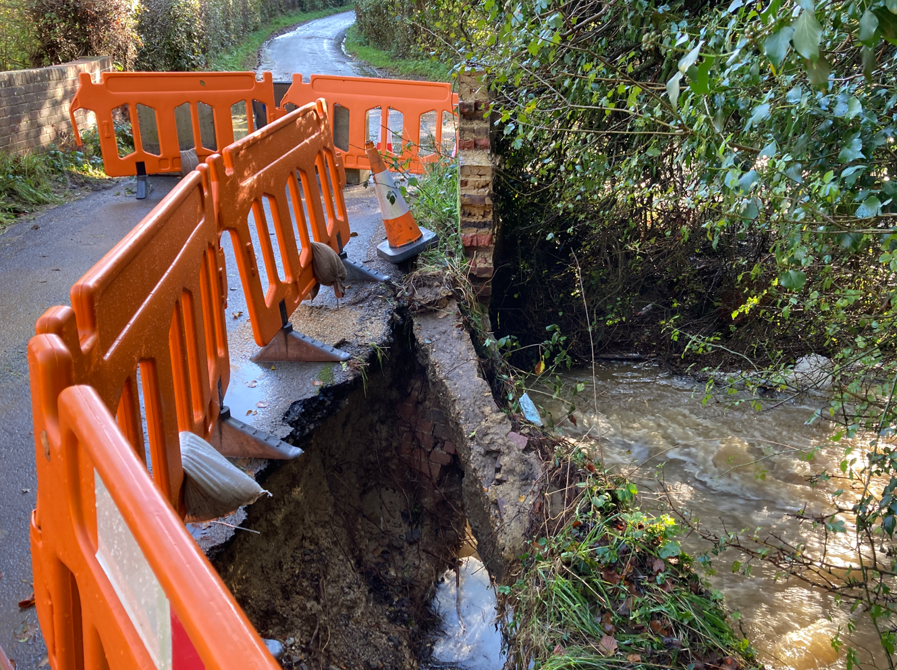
[341,256,389,283]
[135,161,151,200]
[210,406,303,459]
[376,226,439,264]
[251,325,350,363]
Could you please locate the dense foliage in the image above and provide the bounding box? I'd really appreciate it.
[26,0,140,69]
[358,0,897,664]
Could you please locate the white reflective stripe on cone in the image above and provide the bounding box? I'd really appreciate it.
[372,170,410,220]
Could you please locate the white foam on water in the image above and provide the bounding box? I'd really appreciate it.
[431,557,505,669]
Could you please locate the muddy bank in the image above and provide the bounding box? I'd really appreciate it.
[211,299,543,669]
[214,316,467,669]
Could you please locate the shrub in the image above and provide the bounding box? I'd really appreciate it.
[26,0,140,69]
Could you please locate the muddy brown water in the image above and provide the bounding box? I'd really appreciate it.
[539,363,890,670]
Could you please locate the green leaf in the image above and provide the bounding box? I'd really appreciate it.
[646,146,661,156]
[793,11,822,60]
[666,72,682,111]
[859,9,879,45]
[759,140,777,158]
[838,136,864,163]
[738,170,760,193]
[785,163,804,183]
[764,27,794,68]
[862,46,876,82]
[856,196,882,218]
[846,97,862,119]
[658,542,681,558]
[741,200,760,220]
[780,270,807,290]
[805,56,831,86]
[746,103,770,130]
[688,56,715,95]
[678,41,704,74]
[888,0,897,13]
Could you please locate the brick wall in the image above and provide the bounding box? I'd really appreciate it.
[0,57,112,155]
[395,376,459,485]
[458,70,495,301]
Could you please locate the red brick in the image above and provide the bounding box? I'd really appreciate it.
[430,448,453,466]
[443,440,457,455]
[507,431,528,449]
[417,432,434,450]
[469,263,494,278]
[474,138,491,150]
[429,461,444,481]
[459,139,475,150]
[416,418,433,434]
[462,233,494,248]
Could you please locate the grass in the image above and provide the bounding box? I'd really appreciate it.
[207,4,353,72]
[0,126,118,233]
[501,445,760,670]
[343,24,453,82]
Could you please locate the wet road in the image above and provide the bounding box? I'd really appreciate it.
[0,10,397,667]
[0,179,180,667]
[258,10,376,81]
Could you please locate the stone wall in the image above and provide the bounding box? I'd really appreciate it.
[0,57,112,155]
[457,71,495,301]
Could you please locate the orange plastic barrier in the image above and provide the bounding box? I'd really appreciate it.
[209,99,350,353]
[279,74,457,173]
[70,71,278,177]
[26,374,277,669]
[34,166,228,508]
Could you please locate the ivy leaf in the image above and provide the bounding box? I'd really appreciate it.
[741,200,760,220]
[688,56,715,95]
[805,56,831,86]
[746,103,770,130]
[738,170,760,193]
[785,163,804,183]
[793,11,822,60]
[764,27,794,68]
[780,270,807,290]
[759,140,778,158]
[856,196,882,219]
[666,72,683,111]
[658,542,681,558]
[862,46,877,82]
[859,9,880,45]
[888,0,897,13]
[838,136,865,163]
[847,97,862,119]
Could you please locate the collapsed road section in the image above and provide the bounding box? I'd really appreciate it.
[18,65,541,670]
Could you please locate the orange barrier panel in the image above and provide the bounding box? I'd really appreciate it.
[209,99,351,361]
[26,372,277,669]
[70,71,278,177]
[279,74,457,173]
[34,166,228,509]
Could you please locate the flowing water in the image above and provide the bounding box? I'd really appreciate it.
[534,363,891,670]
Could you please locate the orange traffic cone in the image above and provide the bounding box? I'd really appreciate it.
[365,140,438,263]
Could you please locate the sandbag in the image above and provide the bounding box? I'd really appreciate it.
[179,148,200,175]
[310,241,347,299]
[180,432,270,523]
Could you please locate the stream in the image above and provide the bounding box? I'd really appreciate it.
[535,363,889,670]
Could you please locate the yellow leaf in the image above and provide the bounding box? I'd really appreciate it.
[534,360,545,374]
